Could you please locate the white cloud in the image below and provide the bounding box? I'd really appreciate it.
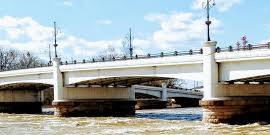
[0,16,53,50]
[261,37,270,44]
[0,16,121,61]
[192,0,241,12]
[63,0,73,7]
[144,12,222,50]
[97,20,112,25]
[0,13,222,62]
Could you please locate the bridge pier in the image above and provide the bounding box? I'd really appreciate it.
[200,84,270,124]
[0,89,42,113]
[52,87,136,117]
[200,41,270,124]
[52,58,136,117]
[161,82,168,102]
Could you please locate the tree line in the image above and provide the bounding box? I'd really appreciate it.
[0,48,43,71]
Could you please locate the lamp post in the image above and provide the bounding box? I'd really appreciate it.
[129,28,133,59]
[49,44,52,64]
[203,0,215,41]
[53,21,59,58]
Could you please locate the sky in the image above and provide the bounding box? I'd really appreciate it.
[0,0,270,61]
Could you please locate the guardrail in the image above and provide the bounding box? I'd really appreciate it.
[0,63,52,72]
[61,49,203,65]
[1,42,270,71]
[215,43,270,53]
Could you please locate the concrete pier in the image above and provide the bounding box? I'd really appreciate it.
[200,96,270,124]
[52,87,136,117]
[200,41,270,124]
[53,99,136,117]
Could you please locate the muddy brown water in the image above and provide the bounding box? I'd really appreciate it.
[0,107,269,135]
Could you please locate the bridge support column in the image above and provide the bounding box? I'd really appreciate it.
[200,41,270,124]
[200,41,221,123]
[52,87,136,117]
[200,84,270,124]
[161,82,168,102]
[202,41,218,100]
[52,58,64,101]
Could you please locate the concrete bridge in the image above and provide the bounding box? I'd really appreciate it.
[0,41,270,123]
[134,84,202,109]
[133,85,202,100]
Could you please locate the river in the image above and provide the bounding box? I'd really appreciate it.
[0,107,269,135]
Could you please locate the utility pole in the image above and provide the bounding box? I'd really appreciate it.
[128,28,133,59]
[53,21,58,58]
[49,44,52,64]
[122,28,134,58]
[203,0,215,41]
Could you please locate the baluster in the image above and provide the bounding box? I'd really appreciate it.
[216,47,220,53]
[229,46,233,52]
[247,44,252,50]
[189,49,193,55]
[174,51,178,56]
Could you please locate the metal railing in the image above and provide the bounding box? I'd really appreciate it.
[0,63,52,72]
[1,42,270,71]
[61,49,203,65]
[215,43,270,53]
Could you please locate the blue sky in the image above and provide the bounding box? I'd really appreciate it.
[0,0,269,61]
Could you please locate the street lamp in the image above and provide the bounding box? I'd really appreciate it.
[203,0,215,41]
[53,21,60,58]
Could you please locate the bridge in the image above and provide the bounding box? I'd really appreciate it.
[133,85,202,99]
[0,41,270,123]
[133,84,202,109]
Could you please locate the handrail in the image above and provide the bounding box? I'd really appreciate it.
[61,49,203,65]
[0,63,52,72]
[1,42,270,71]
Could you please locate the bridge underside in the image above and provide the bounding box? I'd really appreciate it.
[0,83,52,90]
[172,97,200,107]
[135,93,159,99]
[71,76,171,87]
[0,83,51,114]
[230,75,270,83]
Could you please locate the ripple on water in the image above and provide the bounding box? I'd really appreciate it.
[0,107,269,135]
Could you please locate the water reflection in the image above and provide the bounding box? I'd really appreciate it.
[136,113,202,121]
[136,108,202,121]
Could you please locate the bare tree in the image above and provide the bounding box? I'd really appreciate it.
[0,49,17,71]
[141,79,186,89]
[0,48,44,71]
[96,45,120,61]
[17,52,41,69]
[167,79,186,89]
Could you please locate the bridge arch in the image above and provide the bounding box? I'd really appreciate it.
[62,61,203,85]
[0,82,52,90]
[65,76,173,86]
